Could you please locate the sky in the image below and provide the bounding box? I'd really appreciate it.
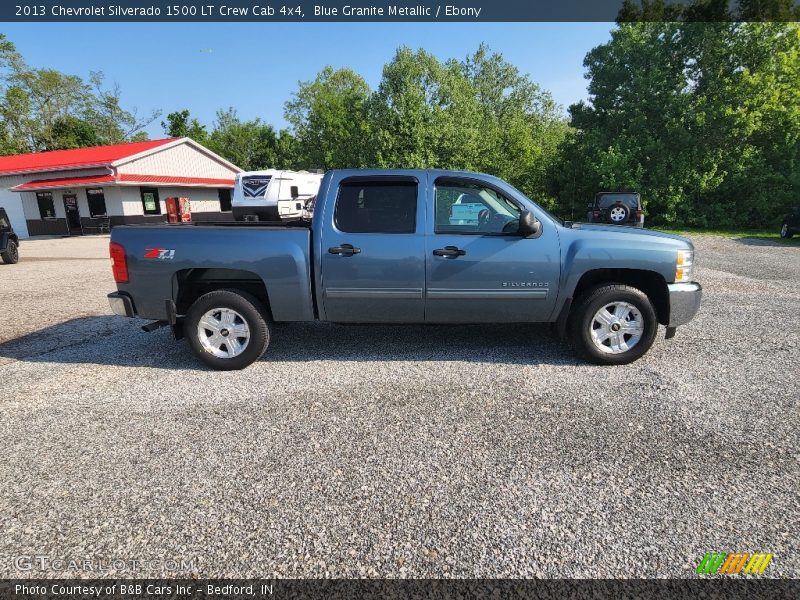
[3,23,614,138]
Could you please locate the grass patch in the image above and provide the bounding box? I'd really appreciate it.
[655,227,800,244]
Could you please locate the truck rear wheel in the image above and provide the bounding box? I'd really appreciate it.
[569,284,657,365]
[1,239,19,264]
[185,289,271,370]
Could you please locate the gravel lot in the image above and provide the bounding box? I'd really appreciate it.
[0,233,797,578]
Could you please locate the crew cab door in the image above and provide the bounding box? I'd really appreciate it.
[425,176,560,323]
[319,175,426,322]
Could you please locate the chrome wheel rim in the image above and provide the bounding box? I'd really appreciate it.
[781,223,788,237]
[590,301,644,354]
[197,307,250,358]
[609,207,627,222]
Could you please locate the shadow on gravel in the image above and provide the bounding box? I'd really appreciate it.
[0,316,578,369]
[734,236,800,247]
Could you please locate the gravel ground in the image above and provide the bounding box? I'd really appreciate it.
[0,234,797,579]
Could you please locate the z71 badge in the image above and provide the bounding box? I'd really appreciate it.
[144,248,175,260]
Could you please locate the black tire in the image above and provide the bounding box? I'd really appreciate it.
[780,222,793,239]
[605,204,630,225]
[569,284,658,365]
[184,289,271,370]
[1,239,19,264]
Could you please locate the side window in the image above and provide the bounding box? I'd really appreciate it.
[140,187,161,215]
[435,179,521,235]
[86,188,107,217]
[36,192,55,219]
[334,180,417,234]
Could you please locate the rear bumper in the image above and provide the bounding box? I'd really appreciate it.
[667,282,702,327]
[108,292,135,318]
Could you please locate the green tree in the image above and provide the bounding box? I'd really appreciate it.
[206,108,296,171]
[0,35,159,154]
[556,22,800,228]
[161,109,209,142]
[49,115,101,149]
[285,66,371,169]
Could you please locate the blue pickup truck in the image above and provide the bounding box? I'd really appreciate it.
[108,170,701,370]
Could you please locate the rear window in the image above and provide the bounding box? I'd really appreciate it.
[241,176,272,198]
[596,193,640,209]
[334,180,417,234]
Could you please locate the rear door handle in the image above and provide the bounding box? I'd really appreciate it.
[433,246,466,257]
[328,244,361,256]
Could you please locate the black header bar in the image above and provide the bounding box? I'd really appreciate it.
[3,1,799,22]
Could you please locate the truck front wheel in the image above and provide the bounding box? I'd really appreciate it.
[569,284,658,365]
[185,289,271,370]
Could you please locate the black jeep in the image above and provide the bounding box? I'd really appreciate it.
[0,207,20,264]
[780,206,800,239]
[587,192,644,227]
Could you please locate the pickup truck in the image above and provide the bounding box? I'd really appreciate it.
[108,169,702,370]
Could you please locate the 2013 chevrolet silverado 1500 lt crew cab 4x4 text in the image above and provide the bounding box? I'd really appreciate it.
[108,170,702,370]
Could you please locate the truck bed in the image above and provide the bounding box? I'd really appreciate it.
[112,223,315,322]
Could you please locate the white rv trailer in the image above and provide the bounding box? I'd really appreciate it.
[232,170,323,222]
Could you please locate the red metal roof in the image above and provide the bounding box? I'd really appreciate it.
[0,138,176,176]
[11,173,234,191]
[117,174,236,186]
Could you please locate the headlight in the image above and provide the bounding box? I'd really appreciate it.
[675,249,694,283]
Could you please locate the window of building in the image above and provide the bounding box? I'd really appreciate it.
[140,187,161,215]
[86,188,107,217]
[36,192,56,219]
[218,188,232,212]
[334,179,417,234]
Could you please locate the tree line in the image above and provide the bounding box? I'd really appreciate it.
[2,12,799,229]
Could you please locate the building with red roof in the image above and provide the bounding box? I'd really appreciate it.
[0,137,241,238]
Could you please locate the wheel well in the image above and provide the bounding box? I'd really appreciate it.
[572,269,669,325]
[174,268,272,319]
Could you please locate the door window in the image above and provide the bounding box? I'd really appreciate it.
[334,180,417,234]
[435,179,521,235]
[218,188,232,212]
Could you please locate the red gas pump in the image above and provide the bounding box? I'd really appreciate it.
[165,197,192,223]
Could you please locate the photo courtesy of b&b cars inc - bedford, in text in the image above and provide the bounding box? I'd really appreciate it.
[0,1,798,599]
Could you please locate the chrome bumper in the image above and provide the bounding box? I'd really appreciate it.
[667,282,702,327]
[108,292,135,318]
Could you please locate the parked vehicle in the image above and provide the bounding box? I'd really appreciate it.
[0,207,20,264]
[780,206,800,239]
[587,192,644,227]
[232,170,323,222]
[108,170,702,370]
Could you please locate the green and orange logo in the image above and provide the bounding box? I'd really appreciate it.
[696,552,773,575]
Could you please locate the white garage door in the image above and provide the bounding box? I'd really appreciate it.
[0,193,28,239]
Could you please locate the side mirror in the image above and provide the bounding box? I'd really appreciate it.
[518,210,541,238]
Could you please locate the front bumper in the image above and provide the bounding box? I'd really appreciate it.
[108,292,135,318]
[667,282,702,327]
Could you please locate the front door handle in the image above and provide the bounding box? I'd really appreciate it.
[328,244,361,256]
[433,245,466,257]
